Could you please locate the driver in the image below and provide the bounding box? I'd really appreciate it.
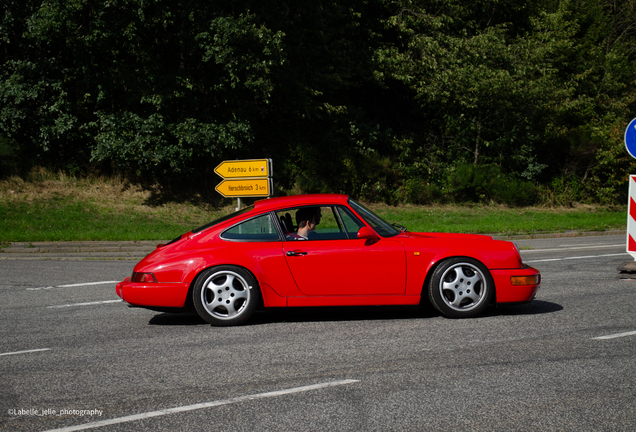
[290,207,322,240]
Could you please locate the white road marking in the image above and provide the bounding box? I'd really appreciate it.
[520,244,624,253]
[58,281,120,288]
[526,253,628,263]
[0,348,51,357]
[47,300,123,309]
[559,242,617,247]
[593,330,636,340]
[28,281,119,291]
[43,379,360,432]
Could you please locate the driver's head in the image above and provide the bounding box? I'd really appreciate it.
[296,207,321,229]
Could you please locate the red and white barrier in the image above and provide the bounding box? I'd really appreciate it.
[628,175,636,259]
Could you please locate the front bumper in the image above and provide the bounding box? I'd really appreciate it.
[491,267,541,303]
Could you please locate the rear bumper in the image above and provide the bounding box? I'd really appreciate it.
[116,278,190,308]
[491,267,541,303]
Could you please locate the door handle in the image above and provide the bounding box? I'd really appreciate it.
[286,250,307,256]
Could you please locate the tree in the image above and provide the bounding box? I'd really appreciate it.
[2,0,636,203]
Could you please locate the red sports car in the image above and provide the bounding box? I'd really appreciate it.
[116,194,540,325]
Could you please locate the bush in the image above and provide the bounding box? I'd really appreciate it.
[402,179,442,204]
[538,175,586,206]
[447,164,538,206]
[0,136,18,178]
[293,174,330,194]
[492,177,539,206]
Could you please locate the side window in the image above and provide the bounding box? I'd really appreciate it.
[276,206,348,241]
[336,206,365,236]
[221,214,280,241]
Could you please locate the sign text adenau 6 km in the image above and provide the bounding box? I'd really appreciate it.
[214,159,271,179]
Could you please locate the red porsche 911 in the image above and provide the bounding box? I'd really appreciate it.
[116,194,540,326]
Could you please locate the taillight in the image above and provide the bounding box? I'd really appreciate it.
[510,275,540,286]
[131,272,158,283]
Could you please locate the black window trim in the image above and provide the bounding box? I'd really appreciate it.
[347,198,399,238]
[331,205,349,239]
[335,205,365,239]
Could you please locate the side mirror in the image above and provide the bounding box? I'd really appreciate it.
[357,226,379,241]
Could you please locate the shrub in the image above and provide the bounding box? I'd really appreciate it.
[402,179,442,204]
[538,175,586,206]
[447,163,538,206]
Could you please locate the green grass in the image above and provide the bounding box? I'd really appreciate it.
[0,168,626,242]
[0,197,230,242]
[0,197,626,242]
[373,204,626,235]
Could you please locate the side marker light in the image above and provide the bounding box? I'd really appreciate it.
[510,275,539,286]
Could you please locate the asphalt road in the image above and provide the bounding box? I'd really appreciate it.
[1,234,635,431]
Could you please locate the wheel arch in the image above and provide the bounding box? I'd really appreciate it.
[187,263,264,310]
[420,255,497,306]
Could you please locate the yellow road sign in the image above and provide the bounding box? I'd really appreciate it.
[214,159,271,179]
[215,178,272,198]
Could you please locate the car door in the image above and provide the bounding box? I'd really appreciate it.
[279,205,406,296]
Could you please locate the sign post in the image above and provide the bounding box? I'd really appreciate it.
[214,159,273,209]
[624,118,636,266]
[627,175,636,260]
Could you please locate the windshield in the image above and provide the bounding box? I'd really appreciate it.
[192,205,254,234]
[348,199,400,237]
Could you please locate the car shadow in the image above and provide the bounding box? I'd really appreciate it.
[146,300,562,326]
[490,300,563,316]
[249,305,435,325]
[252,300,563,324]
[148,312,207,326]
[147,306,433,326]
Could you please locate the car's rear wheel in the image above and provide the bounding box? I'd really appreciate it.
[193,266,260,326]
[428,257,493,318]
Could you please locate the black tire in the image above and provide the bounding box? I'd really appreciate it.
[428,257,494,318]
[193,266,260,326]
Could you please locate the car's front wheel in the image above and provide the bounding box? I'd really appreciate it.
[428,257,493,318]
[193,266,260,326]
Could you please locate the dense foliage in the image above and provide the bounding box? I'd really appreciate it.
[2,0,636,204]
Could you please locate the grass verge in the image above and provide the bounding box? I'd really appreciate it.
[371,204,626,235]
[0,169,627,242]
[0,169,232,242]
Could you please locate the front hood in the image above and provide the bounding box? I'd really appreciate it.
[407,232,494,240]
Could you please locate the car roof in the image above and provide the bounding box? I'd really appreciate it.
[253,194,350,212]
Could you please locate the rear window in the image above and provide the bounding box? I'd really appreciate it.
[221,213,280,241]
[192,205,254,234]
